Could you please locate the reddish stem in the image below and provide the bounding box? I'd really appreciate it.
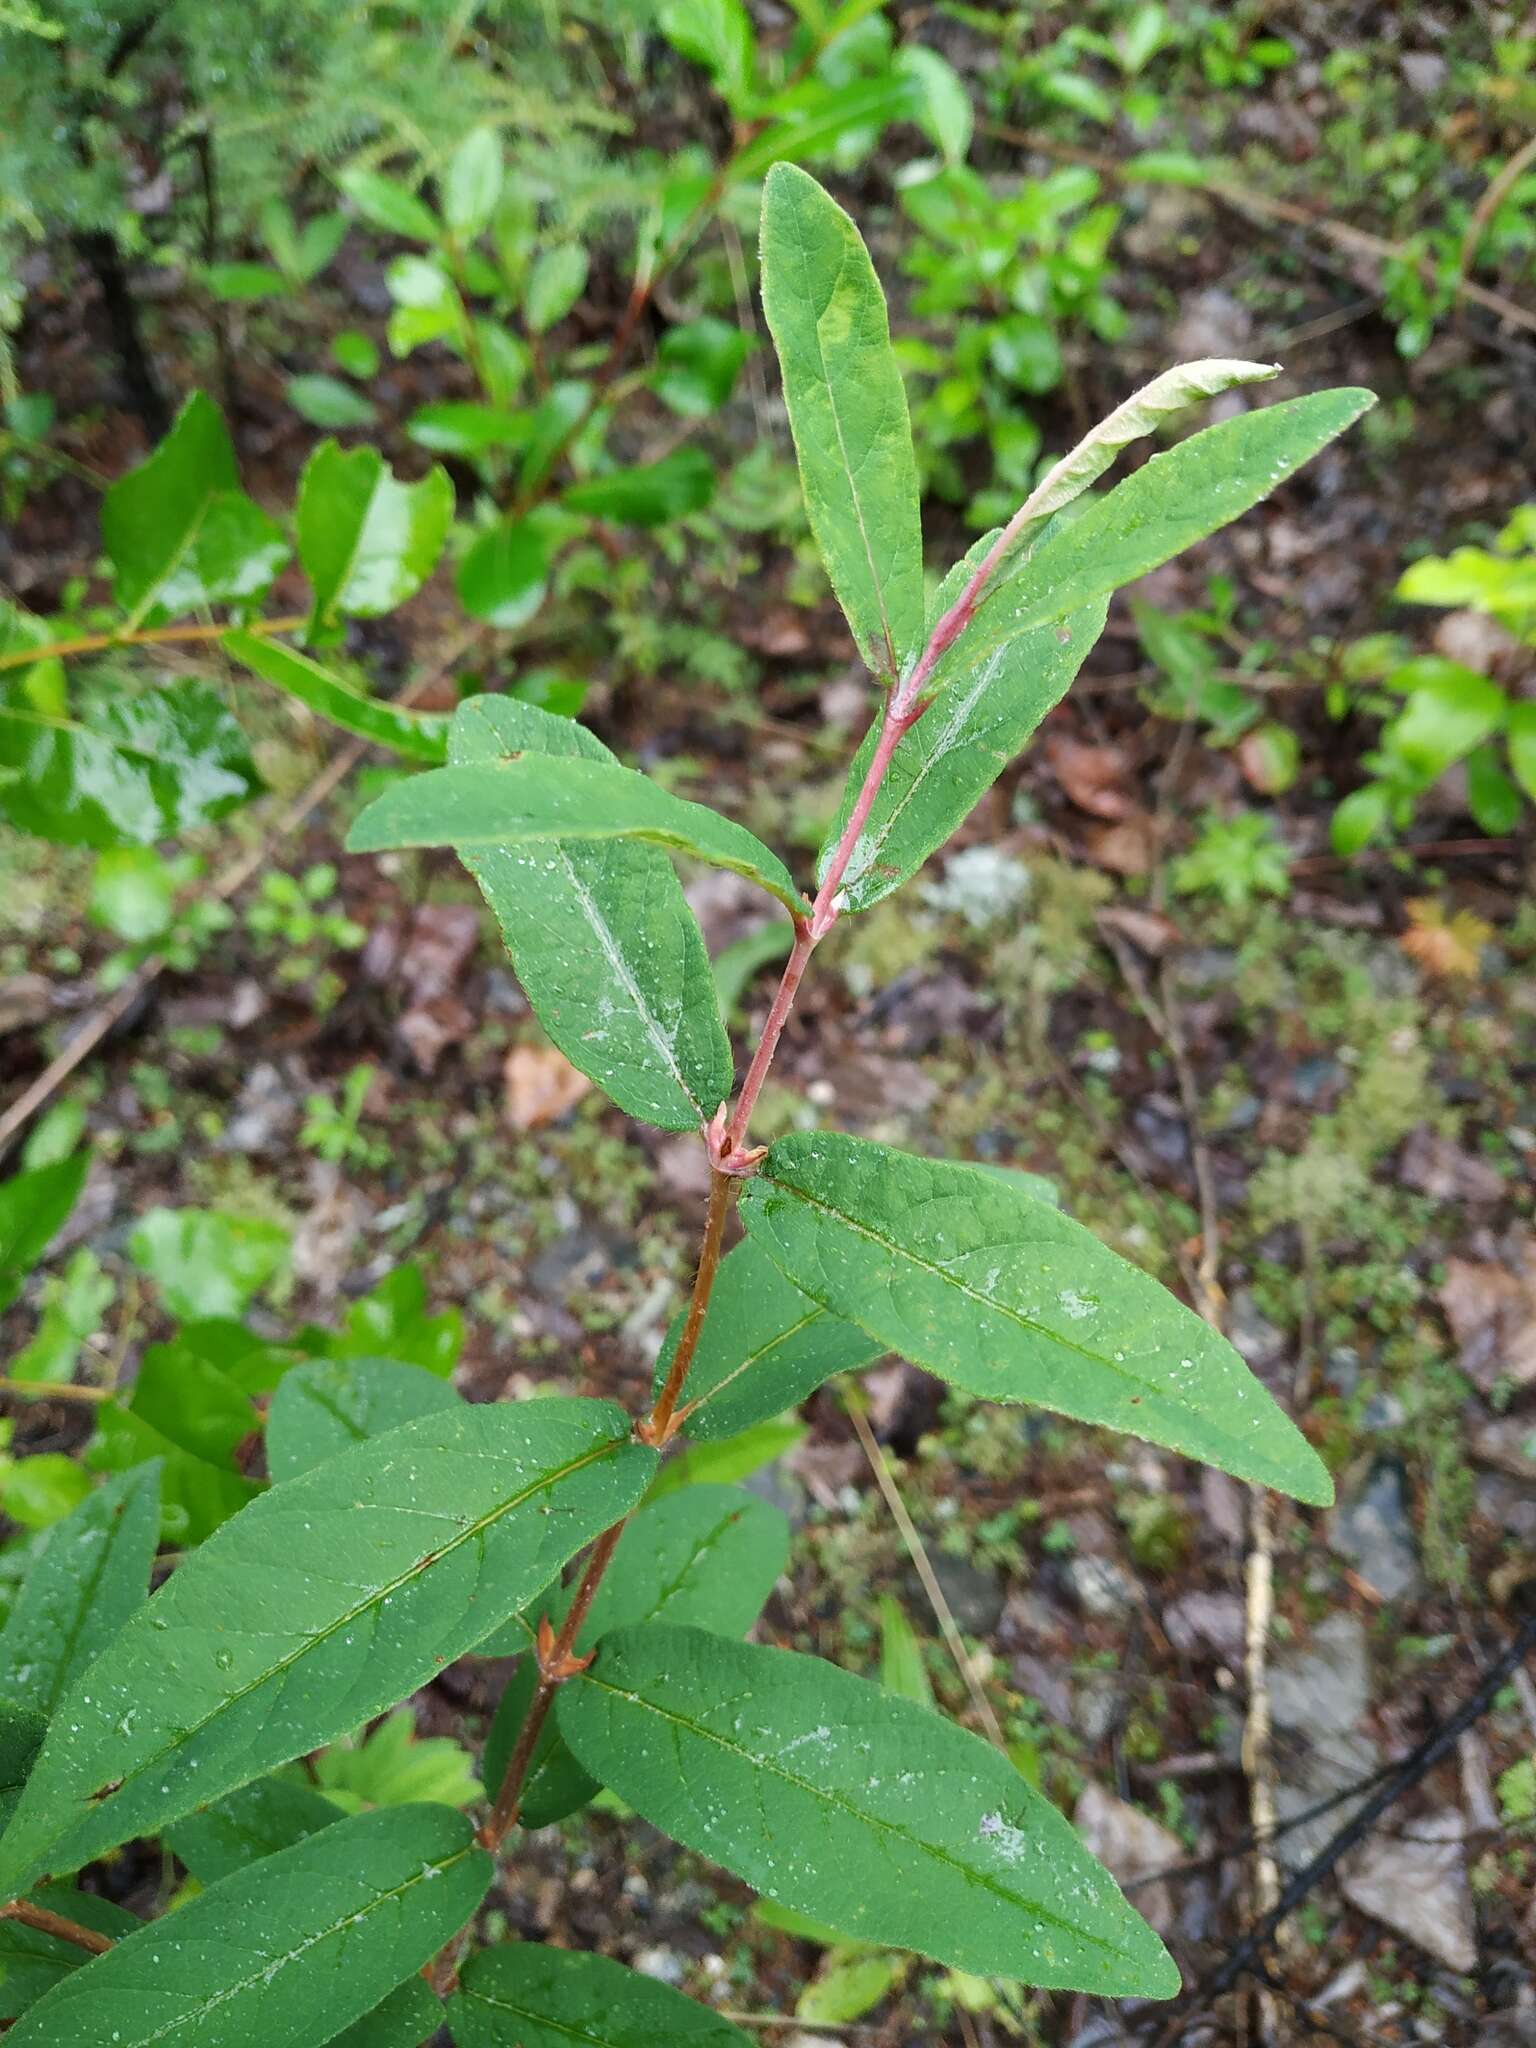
[0,1899,114,1955]
[478,1517,627,1853]
[475,260,1035,1872]
[644,1169,736,1443]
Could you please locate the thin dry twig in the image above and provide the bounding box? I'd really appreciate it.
[846,1403,1009,1754]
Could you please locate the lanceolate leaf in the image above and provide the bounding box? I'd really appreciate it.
[558,1625,1177,1994]
[6,1804,490,2048]
[482,1484,789,1826]
[446,695,731,1131]
[297,441,454,625]
[348,754,803,916]
[818,600,1108,912]
[653,1236,882,1440]
[222,633,450,761]
[101,392,289,629]
[930,388,1375,694]
[740,1133,1331,1503]
[266,1357,464,1482]
[0,1467,159,1723]
[759,163,924,681]
[0,1889,138,2023]
[164,1773,344,1885]
[0,1400,654,1895]
[451,1943,754,2048]
[1009,358,1281,535]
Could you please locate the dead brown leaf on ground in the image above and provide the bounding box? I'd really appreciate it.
[504,1043,592,1129]
[1439,1234,1536,1390]
[1047,735,1140,819]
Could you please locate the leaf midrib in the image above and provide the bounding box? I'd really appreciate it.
[578,1672,1128,1962]
[111,1840,477,2045]
[41,1430,627,1847]
[802,226,900,680]
[762,1172,1173,1399]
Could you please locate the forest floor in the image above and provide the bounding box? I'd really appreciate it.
[4,12,1536,2044]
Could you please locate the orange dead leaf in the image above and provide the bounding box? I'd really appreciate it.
[503,1044,592,1129]
[1400,897,1492,981]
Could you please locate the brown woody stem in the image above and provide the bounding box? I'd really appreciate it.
[0,1899,115,1955]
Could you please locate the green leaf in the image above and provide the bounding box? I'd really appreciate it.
[0,1153,86,1313]
[0,1460,88,1533]
[799,1947,907,2024]
[6,1804,490,2048]
[101,392,289,628]
[654,318,752,417]
[1507,701,1536,803]
[222,631,450,761]
[563,447,716,528]
[482,1484,789,1825]
[1466,744,1521,835]
[759,164,923,679]
[457,518,549,628]
[206,261,287,301]
[558,1625,1177,1993]
[165,1773,344,1885]
[326,1979,443,2048]
[407,401,527,456]
[878,1593,934,1709]
[898,45,973,163]
[1331,781,1391,855]
[735,73,924,181]
[659,0,757,112]
[741,1133,1332,1503]
[0,1706,44,1833]
[336,165,440,243]
[285,374,377,429]
[89,847,175,941]
[0,1399,654,1895]
[267,1357,463,1482]
[932,389,1376,692]
[88,1400,258,1547]
[817,600,1108,912]
[313,1707,480,1813]
[1384,659,1506,778]
[0,1468,159,1723]
[645,1418,806,1502]
[653,1236,881,1441]
[128,1205,290,1321]
[524,245,589,334]
[1003,359,1283,540]
[452,1944,752,2048]
[7,1248,112,1388]
[442,694,730,1131]
[442,127,503,242]
[318,1262,461,1376]
[0,678,260,849]
[348,754,803,917]
[0,1890,137,2023]
[296,442,454,626]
